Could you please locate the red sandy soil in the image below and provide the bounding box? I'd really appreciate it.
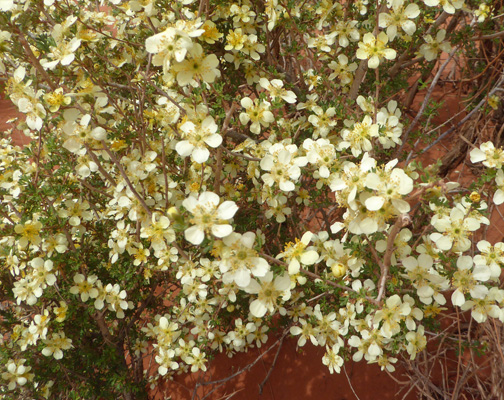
[156,336,417,400]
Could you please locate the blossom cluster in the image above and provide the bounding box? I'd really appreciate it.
[0,0,502,397]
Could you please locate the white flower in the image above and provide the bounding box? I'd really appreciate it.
[379,1,420,41]
[172,44,220,86]
[245,271,291,317]
[470,141,504,169]
[220,232,270,287]
[339,115,379,157]
[308,106,337,138]
[423,0,464,14]
[105,283,130,318]
[328,54,358,86]
[356,32,396,69]
[30,258,57,288]
[474,240,504,278]
[373,295,411,338]
[278,231,319,275]
[0,0,14,11]
[183,191,238,245]
[42,331,73,360]
[451,256,491,307]
[405,326,426,360]
[419,30,451,61]
[494,169,504,205]
[146,27,193,73]
[260,143,307,192]
[259,78,297,103]
[1,359,34,391]
[461,294,500,323]
[332,20,360,47]
[175,116,222,163]
[239,97,274,134]
[69,274,99,302]
[41,38,81,70]
[322,344,344,374]
[430,207,484,252]
[303,138,336,178]
[376,100,403,148]
[364,160,413,213]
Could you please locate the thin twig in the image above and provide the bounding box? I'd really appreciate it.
[396,46,459,156]
[258,330,287,394]
[343,365,362,400]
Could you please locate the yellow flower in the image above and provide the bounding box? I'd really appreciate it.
[54,301,68,322]
[200,20,223,44]
[488,95,500,110]
[43,88,71,112]
[225,28,246,51]
[14,220,43,249]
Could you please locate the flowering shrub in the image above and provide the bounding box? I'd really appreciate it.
[0,0,503,398]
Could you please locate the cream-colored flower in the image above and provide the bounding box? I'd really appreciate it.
[430,207,485,252]
[356,32,396,69]
[339,115,380,157]
[328,54,357,86]
[423,0,464,14]
[54,301,68,322]
[475,4,491,22]
[41,38,81,70]
[260,143,307,192]
[373,295,411,338]
[220,232,270,287]
[241,34,265,60]
[200,20,223,44]
[43,88,71,112]
[30,257,57,288]
[322,344,344,374]
[1,359,34,391]
[493,169,504,205]
[172,44,220,86]
[278,231,319,275]
[14,220,43,249]
[379,1,420,41]
[146,27,193,73]
[69,274,99,302]
[419,29,451,61]
[42,331,73,360]
[0,0,14,11]
[245,271,291,317]
[259,77,297,103]
[182,191,238,245]
[376,100,403,148]
[470,141,504,169]
[332,20,360,47]
[308,106,337,138]
[405,325,426,360]
[175,116,221,163]
[451,255,491,307]
[303,138,337,178]
[461,293,500,323]
[364,159,413,213]
[239,97,274,134]
[474,240,504,279]
[140,213,175,253]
